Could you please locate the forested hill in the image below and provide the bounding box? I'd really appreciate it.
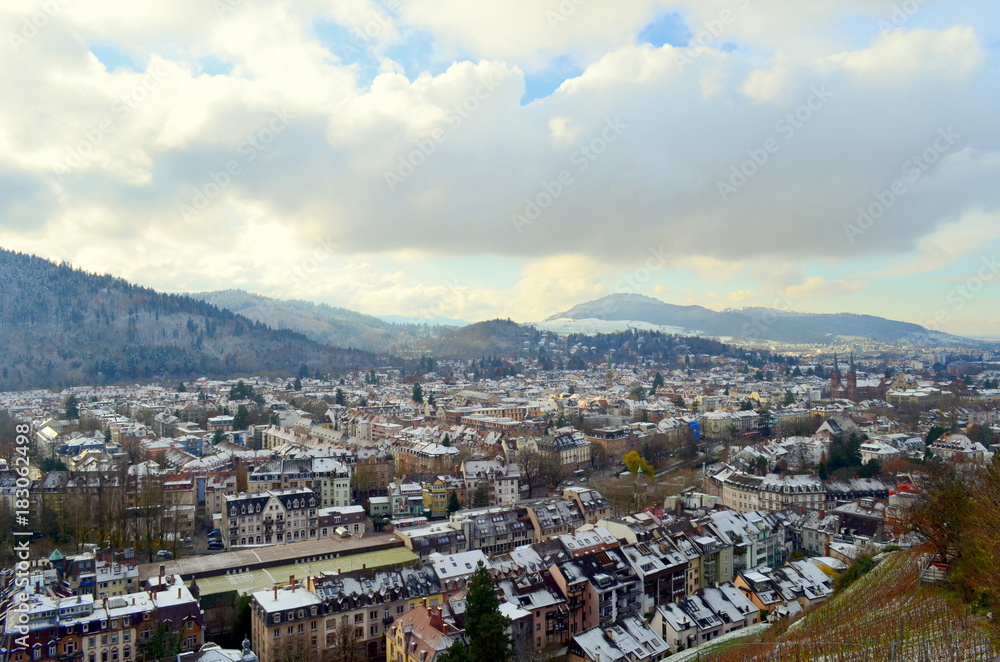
[0,249,385,391]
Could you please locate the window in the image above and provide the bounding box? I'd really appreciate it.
[311,621,317,631]
[273,630,280,639]
[288,627,293,635]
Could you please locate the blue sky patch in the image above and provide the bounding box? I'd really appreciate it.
[638,11,691,48]
[521,55,584,105]
[90,43,142,72]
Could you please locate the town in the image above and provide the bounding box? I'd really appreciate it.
[1,346,998,662]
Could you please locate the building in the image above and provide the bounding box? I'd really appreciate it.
[450,506,535,555]
[829,352,889,402]
[222,489,318,548]
[462,460,520,507]
[522,498,586,540]
[652,582,758,652]
[562,488,612,525]
[421,478,449,519]
[534,431,591,472]
[584,428,633,463]
[385,604,462,662]
[5,573,204,662]
[317,505,365,537]
[757,474,827,512]
[247,458,351,509]
[928,433,989,464]
[568,616,669,662]
[250,567,442,662]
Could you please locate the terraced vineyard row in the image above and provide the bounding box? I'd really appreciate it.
[695,552,998,662]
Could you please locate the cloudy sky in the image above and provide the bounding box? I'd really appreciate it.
[2,1,999,335]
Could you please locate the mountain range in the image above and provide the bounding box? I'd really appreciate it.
[541,293,978,346]
[0,247,985,391]
[192,290,451,354]
[0,249,385,391]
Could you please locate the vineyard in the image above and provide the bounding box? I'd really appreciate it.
[687,552,998,662]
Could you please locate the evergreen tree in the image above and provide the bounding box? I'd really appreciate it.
[412,383,424,403]
[335,388,345,406]
[465,562,513,662]
[650,371,664,395]
[232,404,249,430]
[293,377,302,391]
[472,485,489,508]
[437,642,469,662]
[447,491,461,513]
[64,394,79,420]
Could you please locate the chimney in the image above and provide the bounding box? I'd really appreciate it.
[290,575,296,592]
[429,605,445,631]
[274,586,278,601]
[178,588,182,599]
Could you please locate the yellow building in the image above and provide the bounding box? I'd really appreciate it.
[422,478,449,519]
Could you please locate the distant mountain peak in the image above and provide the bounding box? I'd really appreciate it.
[544,293,979,346]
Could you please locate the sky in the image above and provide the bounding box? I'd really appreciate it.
[2,1,1000,336]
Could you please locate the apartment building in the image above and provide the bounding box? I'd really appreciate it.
[250,568,442,662]
[222,489,318,548]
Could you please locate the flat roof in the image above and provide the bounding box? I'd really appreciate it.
[139,533,404,581]
[194,546,419,598]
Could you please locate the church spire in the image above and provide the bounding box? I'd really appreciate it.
[850,349,855,373]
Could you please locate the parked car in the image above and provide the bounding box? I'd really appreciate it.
[207,541,225,551]
[155,550,173,560]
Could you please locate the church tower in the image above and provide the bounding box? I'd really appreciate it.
[830,352,842,394]
[847,349,858,399]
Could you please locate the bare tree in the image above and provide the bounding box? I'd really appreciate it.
[329,623,362,662]
[518,449,547,498]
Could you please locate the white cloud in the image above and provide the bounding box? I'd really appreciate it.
[0,1,998,330]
